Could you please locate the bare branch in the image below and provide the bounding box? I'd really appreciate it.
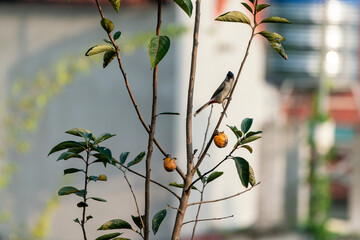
[182,215,234,226]
[191,184,205,240]
[187,182,261,207]
[122,171,145,238]
[118,165,181,200]
[198,105,213,157]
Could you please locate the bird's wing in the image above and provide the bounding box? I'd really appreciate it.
[210,81,226,99]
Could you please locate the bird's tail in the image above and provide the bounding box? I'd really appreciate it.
[194,101,211,117]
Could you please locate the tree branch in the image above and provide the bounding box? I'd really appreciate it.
[118,164,181,200]
[182,215,234,226]
[187,182,260,207]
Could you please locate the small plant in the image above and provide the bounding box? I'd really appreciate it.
[48,128,116,240]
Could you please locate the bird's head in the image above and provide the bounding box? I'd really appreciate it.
[226,71,234,81]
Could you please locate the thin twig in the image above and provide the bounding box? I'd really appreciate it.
[144,0,162,237]
[92,0,186,181]
[188,182,260,207]
[191,184,205,240]
[117,164,180,200]
[198,105,213,157]
[122,170,145,239]
[182,215,234,226]
[167,204,182,212]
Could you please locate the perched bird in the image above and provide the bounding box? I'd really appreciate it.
[194,71,234,117]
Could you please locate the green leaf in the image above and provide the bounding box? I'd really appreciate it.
[246,131,262,138]
[103,50,117,68]
[85,45,114,56]
[269,41,288,60]
[64,168,84,175]
[241,118,253,134]
[101,18,114,33]
[241,2,253,13]
[249,165,256,186]
[256,4,270,12]
[261,16,291,24]
[113,31,122,40]
[233,157,250,188]
[258,31,285,42]
[173,0,193,17]
[242,135,261,144]
[89,197,107,202]
[149,35,170,68]
[77,201,88,208]
[103,39,112,44]
[93,147,113,162]
[169,182,198,190]
[96,232,122,240]
[127,151,145,168]
[107,0,120,13]
[58,186,79,196]
[206,171,223,184]
[157,112,180,116]
[74,218,80,224]
[88,176,99,182]
[57,152,84,161]
[67,147,85,154]
[152,209,167,235]
[227,125,243,139]
[48,141,85,156]
[75,189,86,198]
[87,215,93,221]
[215,11,251,25]
[196,168,206,183]
[249,0,254,3]
[119,152,130,165]
[98,219,132,230]
[93,133,116,145]
[240,145,253,153]
[131,215,145,229]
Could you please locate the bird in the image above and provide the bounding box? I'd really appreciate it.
[194,71,235,117]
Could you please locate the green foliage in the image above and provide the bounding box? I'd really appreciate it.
[241,118,253,134]
[96,232,123,240]
[85,45,115,56]
[131,215,145,229]
[256,4,270,12]
[103,50,117,68]
[206,171,223,184]
[241,2,253,13]
[98,219,133,230]
[49,129,116,238]
[215,11,251,25]
[126,151,145,168]
[152,209,167,235]
[233,157,250,188]
[173,0,193,17]
[107,0,120,13]
[261,16,291,24]
[148,35,171,68]
[101,18,114,33]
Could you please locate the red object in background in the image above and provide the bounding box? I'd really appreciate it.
[215,0,227,16]
[283,89,360,126]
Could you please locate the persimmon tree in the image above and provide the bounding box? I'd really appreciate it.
[48,0,290,239]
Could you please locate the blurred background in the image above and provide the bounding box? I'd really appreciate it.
[0,0,359,239]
